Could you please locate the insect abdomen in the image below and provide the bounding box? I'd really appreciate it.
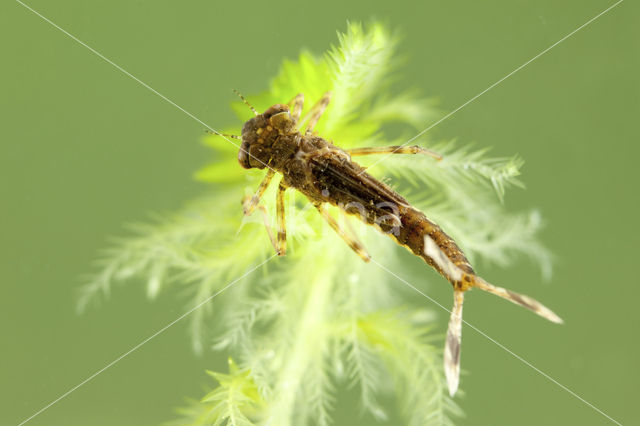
[305,151,473,286]
[394,207,475,284]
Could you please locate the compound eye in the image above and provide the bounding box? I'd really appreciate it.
[270,111,293,128]
[238,145,251,169]
[263,104,289,119]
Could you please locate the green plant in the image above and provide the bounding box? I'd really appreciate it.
[80,22,550,426]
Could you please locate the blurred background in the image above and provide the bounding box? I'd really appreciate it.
[1,0,637,424]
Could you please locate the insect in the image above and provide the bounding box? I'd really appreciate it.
[209,90,562,396]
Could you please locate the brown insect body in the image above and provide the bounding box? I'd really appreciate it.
[220,92,562,396]
[240,102,473,287]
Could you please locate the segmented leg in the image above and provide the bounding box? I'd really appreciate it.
[341,210,368,257]
[304,92,331,134]
[242,173,287,256]
[256,204,278,252]
[347,145,442,161]
[315,203,371,262]
[242,169,275,215]
[275,183,287,256]
[287,93,304,123]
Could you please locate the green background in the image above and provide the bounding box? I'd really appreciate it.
[1,0,637,425]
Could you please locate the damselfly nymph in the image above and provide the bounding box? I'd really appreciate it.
[208,91,562,396]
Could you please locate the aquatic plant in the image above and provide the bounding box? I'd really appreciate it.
[80,22,550,425]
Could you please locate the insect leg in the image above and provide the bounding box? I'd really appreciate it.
[255,204,278,252]
[315,203,371,262]
[275,182,288,256]
[287,93,304,123]
[304,92,332,134]
[242,169,275,215]
[347,145,442,161]
[341,210,370,258]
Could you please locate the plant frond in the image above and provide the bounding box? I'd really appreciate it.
[376,140,524,202]
[171,359,263,426]
[355,311,462,426]
[323,22,398,132]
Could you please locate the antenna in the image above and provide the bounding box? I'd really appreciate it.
[233,89,258,116]
[205,129,241,140]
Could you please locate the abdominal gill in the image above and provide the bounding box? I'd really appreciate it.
[423,235,562,396]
